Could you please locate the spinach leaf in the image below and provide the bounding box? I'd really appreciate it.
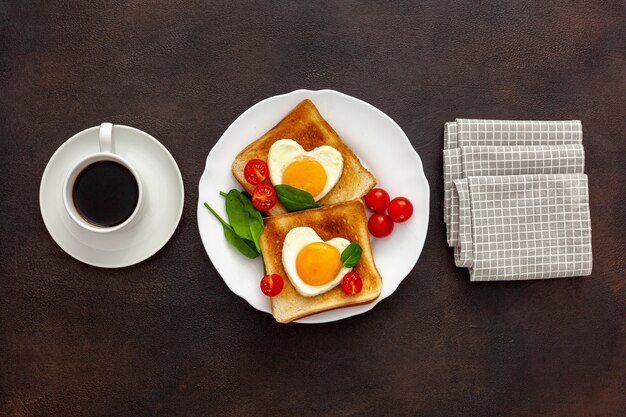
[275,184,320,212]
[340,242,362,268]
[225,189,252,201]
[225,190,253,242]
[233,190,264,252]
[204,202,260,259]
[247,207,264,253]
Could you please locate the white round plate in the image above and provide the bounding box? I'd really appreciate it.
[40,125,184,268]
[198,89,429,323]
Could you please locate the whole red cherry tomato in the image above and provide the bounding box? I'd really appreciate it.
[251,184,277,211]
[364,188,390,213]
[341,272,363,295]
[388,197,413,223]
[368,213,394,238]
[244,159,269,185]
[260,274,284,296]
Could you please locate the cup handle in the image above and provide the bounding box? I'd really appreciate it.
[99,123,115,153]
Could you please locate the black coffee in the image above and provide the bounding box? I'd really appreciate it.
[72,161,139,227]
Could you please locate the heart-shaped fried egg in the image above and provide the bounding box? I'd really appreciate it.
[268,139,343,201]
[282,227,352,297]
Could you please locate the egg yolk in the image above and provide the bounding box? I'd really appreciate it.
[296,242,342,286]
[282,158,327,198]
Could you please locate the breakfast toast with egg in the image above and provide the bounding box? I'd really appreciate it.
[259,199,382,323]
[232,99,377,216]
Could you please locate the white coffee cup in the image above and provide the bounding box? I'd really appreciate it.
[63,123,143,233]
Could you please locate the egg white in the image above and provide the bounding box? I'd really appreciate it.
[268,139,343,201]
[282,227,351,297]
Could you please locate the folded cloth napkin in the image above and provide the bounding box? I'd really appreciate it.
[453,174,592,281]
[447,144,585,246]
[443,119,582,224]
[452,119,583,148]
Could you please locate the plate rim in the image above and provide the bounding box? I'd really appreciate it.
[197,88,430,323]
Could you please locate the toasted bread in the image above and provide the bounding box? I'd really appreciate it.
[232,99,377,216]
[259,199,383,323]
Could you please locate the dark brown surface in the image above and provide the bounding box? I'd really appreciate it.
[1,1,625,416]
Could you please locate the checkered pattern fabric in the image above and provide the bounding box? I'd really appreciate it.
[442,119,592,281]
[453,179,473,268]
[443,148,461,225]
[456,119,583,147]
[443,120,582,235]
[447,144,585,245]
[459,174,592,281]
[444,121,458,150]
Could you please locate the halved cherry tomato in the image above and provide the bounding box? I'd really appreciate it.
[341,272,363,295]
[364,188,390,213]
[244,159,269,185]
[251,184,277,211]
[368,213,394,238]
[260,273,284,296]
[388,197,413,223]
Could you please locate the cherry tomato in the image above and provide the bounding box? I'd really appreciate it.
[388,197,413,223]
[260,273,284,296]
[251,184,277,211]
[364,188,390,213]
[244,159,269,185]
[341,272,363,295]
[368,213,394,238]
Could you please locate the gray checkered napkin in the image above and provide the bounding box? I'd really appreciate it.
[453,174,592,281]
[447,144,585,246]
[443,119,583,240]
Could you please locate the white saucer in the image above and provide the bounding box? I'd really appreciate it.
[40,125,184,268]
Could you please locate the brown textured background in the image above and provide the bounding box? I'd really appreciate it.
[1,1,625,416]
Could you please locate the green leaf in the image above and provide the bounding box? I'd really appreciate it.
[242,237,258,253]
[225,190,254,242]
[204,203,260,259]
[222,189,265,253]
[340,242,363,268]
[248,209,264,252]
[233,190,264,253]
[275,184,320,212]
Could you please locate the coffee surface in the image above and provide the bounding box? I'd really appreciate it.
[73,161,139,227]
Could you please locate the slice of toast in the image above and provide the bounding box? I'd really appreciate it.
[259,199,383,323]
[232,99,377,216]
